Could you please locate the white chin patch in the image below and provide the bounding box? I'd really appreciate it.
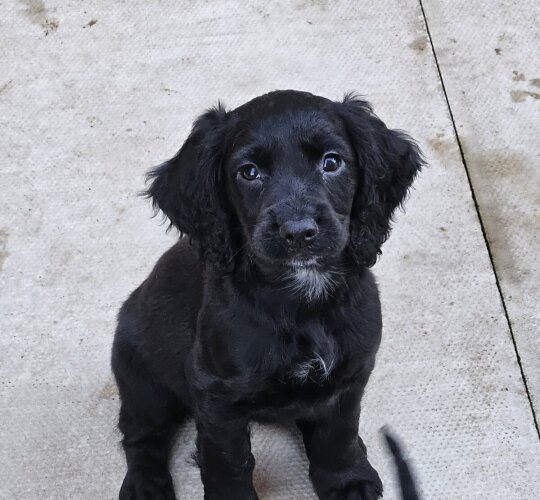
[287,261,336,301]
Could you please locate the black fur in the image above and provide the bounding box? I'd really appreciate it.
[112,90,423,500]
[382,429,422,500]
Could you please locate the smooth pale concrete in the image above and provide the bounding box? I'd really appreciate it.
[1,1,539,499]
[422,0,540,417]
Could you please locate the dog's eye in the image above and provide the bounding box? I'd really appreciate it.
[322,153,342,173]
[239,164,260,181]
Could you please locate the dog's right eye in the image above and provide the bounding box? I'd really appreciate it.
[239,164,260,181]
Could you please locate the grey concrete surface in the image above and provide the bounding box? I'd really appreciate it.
[422,0,540,416]
[1,1,539,499]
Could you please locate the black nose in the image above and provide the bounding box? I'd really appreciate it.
[279,219,319,247]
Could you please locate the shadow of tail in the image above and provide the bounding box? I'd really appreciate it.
[381,428,422,500]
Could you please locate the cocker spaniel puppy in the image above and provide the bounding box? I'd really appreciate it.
[112,90,423,500]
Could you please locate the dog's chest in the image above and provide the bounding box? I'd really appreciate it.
[287,349,335,383]
[245,322,350,417]
[250,355,349,421]
[276,320,338,380]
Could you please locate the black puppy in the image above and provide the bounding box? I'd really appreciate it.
[112,90,423,500]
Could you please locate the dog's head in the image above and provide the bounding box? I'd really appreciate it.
[147,90,423,280]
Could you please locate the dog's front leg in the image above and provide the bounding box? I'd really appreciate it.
[196,415,258,500]
[298,391,382,500]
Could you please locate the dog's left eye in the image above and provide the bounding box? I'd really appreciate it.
[239,164,260,181]
[322,153,342,173]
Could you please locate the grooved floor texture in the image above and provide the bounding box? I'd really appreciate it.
[421,0,540,418]
[1,1,539,499]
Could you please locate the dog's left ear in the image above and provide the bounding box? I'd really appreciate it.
[145,104,235,272]
[337,95,424,267]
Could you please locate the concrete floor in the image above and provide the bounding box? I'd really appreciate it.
[1,1,539,499]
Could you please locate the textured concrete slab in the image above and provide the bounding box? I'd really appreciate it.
[1,1,539,499]
[421,0,540,419]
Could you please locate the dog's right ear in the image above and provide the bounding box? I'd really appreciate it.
[145,104,235,271]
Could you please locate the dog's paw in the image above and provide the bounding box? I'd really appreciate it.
[332,480,383,500]
[119,470,176,500]
[311,466,383,500]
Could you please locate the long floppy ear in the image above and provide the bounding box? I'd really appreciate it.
[338,94,424,267]
[145,104,234,271]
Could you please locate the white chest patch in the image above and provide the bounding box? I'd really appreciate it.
[291,352,335,383]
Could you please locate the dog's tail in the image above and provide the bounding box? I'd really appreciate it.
[381,427,422,500]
